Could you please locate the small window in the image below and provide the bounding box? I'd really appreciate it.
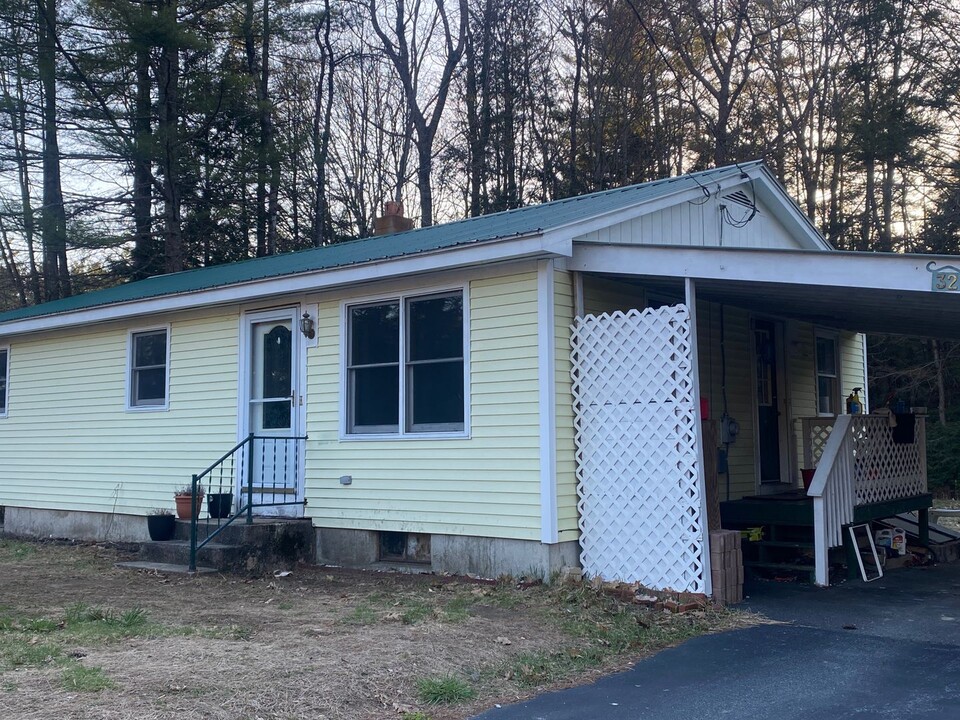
[0,347,8,416]
[815,334,839,415]
[129,329,169,409]
[346,290,464,436]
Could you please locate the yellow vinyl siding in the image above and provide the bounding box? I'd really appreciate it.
[695,303,757,499]
[786,321,818,477]
[0,309,239,514]
[554,269,578,538]
[304,269,543,541]
[840,332,867,406]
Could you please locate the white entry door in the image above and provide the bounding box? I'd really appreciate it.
[242,308,305,517]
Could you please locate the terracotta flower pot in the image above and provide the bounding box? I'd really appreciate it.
[174,492,204,519]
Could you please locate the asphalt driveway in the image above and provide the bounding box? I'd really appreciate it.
[474,563,960,719]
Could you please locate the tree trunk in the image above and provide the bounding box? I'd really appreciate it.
[932,339,947,425]
[38,0,70,300]
[311,3,335,246]
[8,52,42,303]
[131,44,156,279]
[157,0,183,273]
[416,140,433,227]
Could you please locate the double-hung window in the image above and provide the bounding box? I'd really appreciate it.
[0,346,8,416]
[815,332,839,416]
[347,290,465,435]
[129,328,169,409]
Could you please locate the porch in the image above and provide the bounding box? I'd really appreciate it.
[567,244,960,594]
[720,413,932,584]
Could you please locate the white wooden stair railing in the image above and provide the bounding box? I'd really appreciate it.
[807,414,855,586]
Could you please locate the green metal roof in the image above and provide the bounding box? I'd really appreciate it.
[0,161,765,325]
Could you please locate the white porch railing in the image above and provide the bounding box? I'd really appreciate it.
[801,414,927,585]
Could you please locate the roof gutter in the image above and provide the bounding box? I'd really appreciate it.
[0,231,567,338]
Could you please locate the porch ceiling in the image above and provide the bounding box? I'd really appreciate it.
[569,244,960,340]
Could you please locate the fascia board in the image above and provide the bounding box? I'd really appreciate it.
[0,232,568,338]
[569,243,950,294]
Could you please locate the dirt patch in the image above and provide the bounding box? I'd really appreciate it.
[0,538,758,719]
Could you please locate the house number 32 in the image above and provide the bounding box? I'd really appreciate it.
[927,262,960,292]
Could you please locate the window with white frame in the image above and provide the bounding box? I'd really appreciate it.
[129,329,169,409]
[815,332,839,415]
[0,346,8,416]
[347,290,464,435]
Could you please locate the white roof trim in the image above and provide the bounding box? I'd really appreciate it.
[569,243,950,293]
[0,233,570,337]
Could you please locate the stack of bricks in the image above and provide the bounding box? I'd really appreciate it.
[709,529,743,605]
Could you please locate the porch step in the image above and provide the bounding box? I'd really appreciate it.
[115,561,218,575]
[138,540,248,573]
[747,540,814,550]
[743,560,816,581]
[138,518,315,574]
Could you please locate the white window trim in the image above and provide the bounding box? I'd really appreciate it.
[0,345,9,418]
[339,284,470,441]
[126,324,171,412]
[814,329,840,417]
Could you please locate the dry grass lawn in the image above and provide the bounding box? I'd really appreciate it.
[0,538,757,720]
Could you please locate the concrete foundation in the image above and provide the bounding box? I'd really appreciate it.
[315,527,380,566]
[3,507,582,581]
[315,526,580,580]
[3,507,151,542]
[430,534,580,580]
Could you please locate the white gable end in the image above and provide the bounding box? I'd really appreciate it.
[573,186,809,251]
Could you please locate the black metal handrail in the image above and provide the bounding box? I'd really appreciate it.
[189,433,308,572]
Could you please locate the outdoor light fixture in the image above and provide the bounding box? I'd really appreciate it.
[299,312,315,339]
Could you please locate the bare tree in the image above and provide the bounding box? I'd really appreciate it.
[367,0,467,226]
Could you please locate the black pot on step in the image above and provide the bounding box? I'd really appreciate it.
[147,514,176,541]
[207,492,234,519]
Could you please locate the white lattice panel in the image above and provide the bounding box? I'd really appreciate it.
[803,415,927,506]
[571,306,705,594]
[851,416,927,504]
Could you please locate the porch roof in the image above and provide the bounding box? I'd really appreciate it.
[568,244,960,340]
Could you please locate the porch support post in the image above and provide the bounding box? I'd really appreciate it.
[685,278,712,597]
[813,497,829,586]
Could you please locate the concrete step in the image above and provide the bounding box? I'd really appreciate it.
[116,561,218,575]
[140,518,315,574]
[139,540,248,572]
[173,517,312,545]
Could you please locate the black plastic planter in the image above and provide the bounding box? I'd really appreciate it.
[147,514,176,541]
[207,492,234,519]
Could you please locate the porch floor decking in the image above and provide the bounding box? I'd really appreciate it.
[719,491,934,530]
[719,491,935,583]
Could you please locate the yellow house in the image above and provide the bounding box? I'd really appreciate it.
[0,161,954,590]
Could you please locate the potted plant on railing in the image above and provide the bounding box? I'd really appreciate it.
[174,485,204,520]
[147,508,176,541]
